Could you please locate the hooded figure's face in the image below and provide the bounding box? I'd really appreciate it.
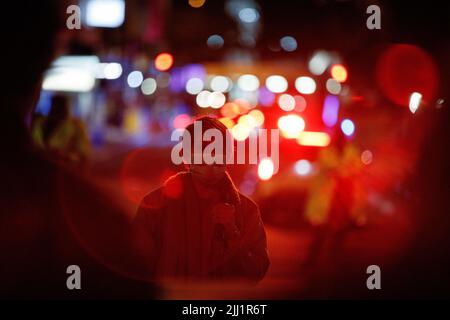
[189,163,227,186]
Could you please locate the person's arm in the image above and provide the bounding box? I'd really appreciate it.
[131,191,164,280]
[225,201,270,283]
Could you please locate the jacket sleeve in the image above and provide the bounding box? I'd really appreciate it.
[131,190,164,280]
[225,199,270,283]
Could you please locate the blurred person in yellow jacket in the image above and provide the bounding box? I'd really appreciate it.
[303,129,366,267]
[32,95,91,167]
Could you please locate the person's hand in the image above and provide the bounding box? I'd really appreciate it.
[212,203,239,239]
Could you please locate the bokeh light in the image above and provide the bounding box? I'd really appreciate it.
[239,8,259,23]
[231,123,251,141]
[330,64,348,83]
[196,90,211,108]
[409,92,422,114]
[207,34,224,49]
[234,98,252,112]
[295,76,316,94]
[208,91,226,109]
[127,71,144,88]
[141,78,157,95]
[376,44,438,107]
[259,87,276,106]
[341,119,355,136]
[278,94,296,111]
[297,131,331,147]
[322,95,340,127]
[186,77,204,95]
[154,53,174,71]
[220,102,241,119]
[361,150,373,165]
[104,62,123,79]
[280,36,297,52]
[326,78,342,95]
[308,50,331,75]
[238,74,260,91]
[294,159,312,176]
[294,95,307,112]
[173,114,192,129]
[258,158,274,181]
[85,0,125,28]
[189,0,206,9]
[218,117,234,129]
[210,75,232,92]
[277,114,305,138]
[265,75,288,93]
[248,109,265,126]
[238,114,257,128]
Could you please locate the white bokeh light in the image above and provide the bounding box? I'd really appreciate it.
[294,159,312,176]
[141,78,157,95]
[308,51,331,75]
[326,78,342,95]
[295,76,316,94]
[278,94,296,111]
[103,63,122,79]
[85,0,125,28]
[237,74,260,91]
[265,75,288,93]
[208,91,226,109]
[210,76,231,92]
[238,8,259,23]
[186,78,204,95]
[409,92,422,114]
[196,90,211,108]
[127,71,144,88]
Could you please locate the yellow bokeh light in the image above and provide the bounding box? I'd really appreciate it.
[189,0,206,8]
[231,123,251,141]
[218,117,234,129]
[248,109,265,127]
[331,64,348,83]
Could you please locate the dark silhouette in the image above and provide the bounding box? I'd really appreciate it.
[133,117,270,283]
[0,0,156,299]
